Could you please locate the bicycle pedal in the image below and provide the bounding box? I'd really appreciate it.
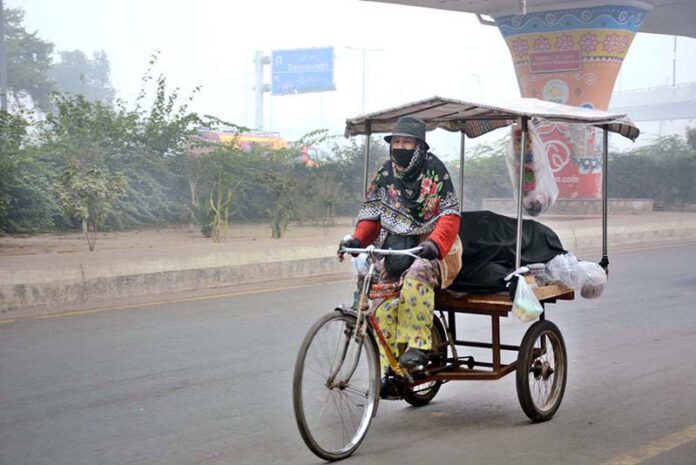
[380,376,405,400]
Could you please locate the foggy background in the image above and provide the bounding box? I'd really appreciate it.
[9,0,696,157]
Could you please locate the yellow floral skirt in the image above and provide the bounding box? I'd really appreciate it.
[373,257,440,374]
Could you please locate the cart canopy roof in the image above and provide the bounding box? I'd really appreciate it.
[344,96,640,141]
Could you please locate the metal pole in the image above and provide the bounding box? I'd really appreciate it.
[361,50,366,113]
[672,35,677,88]
[244,67,249,127]
[362,121,372,197]
[601,126,609,272]
[346,46,383,114]
[0,0,8,112]
[459,131,466,211]
[515,118,528,270]
[254,51,270,130]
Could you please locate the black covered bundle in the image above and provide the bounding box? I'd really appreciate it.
[450,211,566,293]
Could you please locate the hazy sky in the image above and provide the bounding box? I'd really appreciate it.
[9,0,696,155]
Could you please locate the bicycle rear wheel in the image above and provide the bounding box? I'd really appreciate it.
[516,320,567,422]
[293,311,380,461]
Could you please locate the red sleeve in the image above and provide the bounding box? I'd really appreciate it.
[428,214,461,259]
[353,220,381,247]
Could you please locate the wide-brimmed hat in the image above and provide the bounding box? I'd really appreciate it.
[384,116,429,150]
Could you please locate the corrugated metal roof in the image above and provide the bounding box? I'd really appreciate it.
[344,96,640,140]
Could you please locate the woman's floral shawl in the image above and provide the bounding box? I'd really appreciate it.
[357,147,460,246]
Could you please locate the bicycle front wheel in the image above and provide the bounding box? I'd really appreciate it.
[293,311,380,461]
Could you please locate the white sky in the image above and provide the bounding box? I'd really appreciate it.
[9,0,696,156]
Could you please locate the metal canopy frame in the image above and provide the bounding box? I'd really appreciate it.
[346,96,640,272]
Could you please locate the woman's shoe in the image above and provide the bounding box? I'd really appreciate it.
[398,347,429,370]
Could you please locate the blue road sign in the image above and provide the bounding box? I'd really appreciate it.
[271,47,335,96]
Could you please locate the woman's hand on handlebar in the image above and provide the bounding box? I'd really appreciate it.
[414,239,439,260]
[338,235,361,261]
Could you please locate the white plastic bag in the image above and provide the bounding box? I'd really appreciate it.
[506,123,559,216]
[351,253,369,276]
[511,277,543,323]
[577,261,608,299]
[545,252,585,290]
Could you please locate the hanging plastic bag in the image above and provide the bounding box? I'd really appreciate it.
[577,261,608,299]
[511,276,543,323]
[506,122,559,216]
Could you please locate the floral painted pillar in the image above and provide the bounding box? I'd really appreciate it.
[494,3,651,199]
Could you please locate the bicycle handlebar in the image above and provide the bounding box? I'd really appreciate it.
[339,245,423,259]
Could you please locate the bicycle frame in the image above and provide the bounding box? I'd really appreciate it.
[340,245,422,381]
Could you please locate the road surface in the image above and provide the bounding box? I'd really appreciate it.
[1,243,695,465]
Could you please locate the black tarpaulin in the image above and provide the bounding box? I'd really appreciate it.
[450,211,567,293]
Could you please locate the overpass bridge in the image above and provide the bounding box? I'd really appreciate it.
[609,82,696,122]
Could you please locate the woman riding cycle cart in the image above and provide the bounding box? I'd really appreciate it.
[292,96,639,461]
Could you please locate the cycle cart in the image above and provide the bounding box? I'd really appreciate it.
[293,97,639,461]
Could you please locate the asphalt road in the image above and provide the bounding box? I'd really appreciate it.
[1,243,696,465]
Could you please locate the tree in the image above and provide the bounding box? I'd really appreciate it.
[0,109,55,233]
[609,135,696,208]
[253,130,337,238]
[49,50,116,103]
[2,7,55,111]
[259,154,301,239]
[190,140,252,240]
[54,160,127,251]
[0,109,28,220]
[687,127,696,152]
[40,54,216,230]
[319,136,388,216]
[459,138,513,210]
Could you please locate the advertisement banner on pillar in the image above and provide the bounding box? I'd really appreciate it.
[495,4,649,199]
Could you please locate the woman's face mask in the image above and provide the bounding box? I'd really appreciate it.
[390,136,417,167]
[391,148,415,167]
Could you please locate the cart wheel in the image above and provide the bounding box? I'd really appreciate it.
[516,320,567,422]
[293,311,380,461]
[403,317,446,407]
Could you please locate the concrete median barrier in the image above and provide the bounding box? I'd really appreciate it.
[2,212,695,315]
[0,252,348,314]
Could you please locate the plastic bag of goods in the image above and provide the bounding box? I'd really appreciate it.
[351,253,369,276]
[350,254,369,309]
[577,261,608,299]
[545,252,585,290]
[506,123,559,216]
[511,276,544,323]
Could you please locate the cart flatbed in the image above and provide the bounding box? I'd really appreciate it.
[436,282,574,315]
[424,282,574,383]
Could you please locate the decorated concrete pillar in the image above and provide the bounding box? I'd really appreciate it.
[494,3,651,199]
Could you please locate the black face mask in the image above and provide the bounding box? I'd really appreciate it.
[391,148,415,168]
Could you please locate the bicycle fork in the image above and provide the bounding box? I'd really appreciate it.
[351,260,412,383]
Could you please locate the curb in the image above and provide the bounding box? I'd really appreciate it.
[0,256,349,314]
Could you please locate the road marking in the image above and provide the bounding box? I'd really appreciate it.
[0,279,352,324]
[602,424,696,465]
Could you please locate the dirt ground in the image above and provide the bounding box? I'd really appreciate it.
[0,219,356,256]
